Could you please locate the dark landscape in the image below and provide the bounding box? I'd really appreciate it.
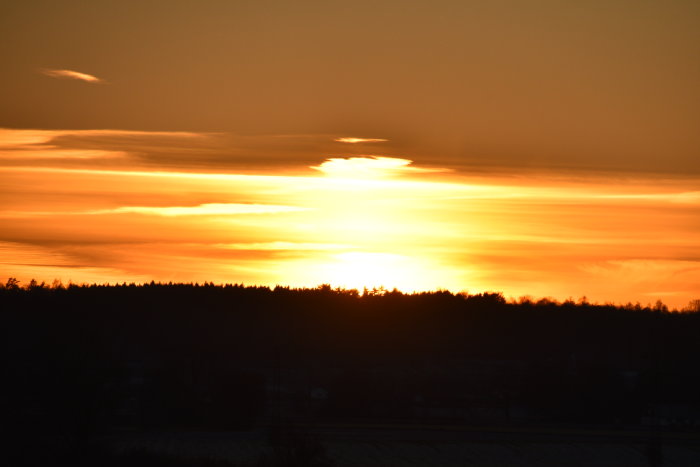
[2,280,699,466]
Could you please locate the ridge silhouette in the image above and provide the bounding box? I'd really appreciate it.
[1,280,699,465]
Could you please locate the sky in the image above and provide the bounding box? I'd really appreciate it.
[1,1,699,307]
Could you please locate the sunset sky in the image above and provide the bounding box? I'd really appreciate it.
[1,1,699,307]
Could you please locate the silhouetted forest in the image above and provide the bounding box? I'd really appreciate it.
[1,279,699,465]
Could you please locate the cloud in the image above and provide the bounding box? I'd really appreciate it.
[0,149,126,160]
[335,137,388,144]
[41,68,103,83]
[591,191,700,204]
[97,203,309,217]
[0,241,147,284]
[311,156,447,178]
[0,129,58,148]
[0,129,205,149]
[215,242,350,251]
[1,128,369,173]
[0,203,309,218]
[0,128,210,169]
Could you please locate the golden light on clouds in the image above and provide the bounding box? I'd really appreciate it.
[104,203,310,217]
[0,204,309,219]
[0,149,125,160]
[1,129,699,308]
[311,156,441,179]
[335,137,389,144]
[41,68,103,83]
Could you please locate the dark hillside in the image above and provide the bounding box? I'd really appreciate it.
[1,281,699,464]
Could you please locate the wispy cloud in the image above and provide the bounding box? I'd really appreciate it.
[311,156,447,178]
[335,137,388,144]
[103,203,309,217]
[0,128,210,169]
[0,129,206,149]
[0,128,337,173]
[215,242,351,251]
[0,203,309,218]
[0,241,150,285]
[41,68,103,83]
[0,149,126,160]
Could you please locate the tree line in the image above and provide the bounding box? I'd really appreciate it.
[1,278,699,439]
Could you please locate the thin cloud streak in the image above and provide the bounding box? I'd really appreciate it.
[104,203,309,217]
[0,203,309,218]
[0,128,208,148]
[41,68,103,83]
[0,149,126,160]
[2,165,699,208]
[215,242,351,251]
[335,137,389,144]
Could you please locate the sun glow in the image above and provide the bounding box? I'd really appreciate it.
[2,134,700,308]
[280,251,458,293]
[311,156,447,180]
[326,252,433,291]
[312,156,413,179]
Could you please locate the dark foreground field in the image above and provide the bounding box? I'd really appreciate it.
[2,282,699,466]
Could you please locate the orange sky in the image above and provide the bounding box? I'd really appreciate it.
[1,2,699,307]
